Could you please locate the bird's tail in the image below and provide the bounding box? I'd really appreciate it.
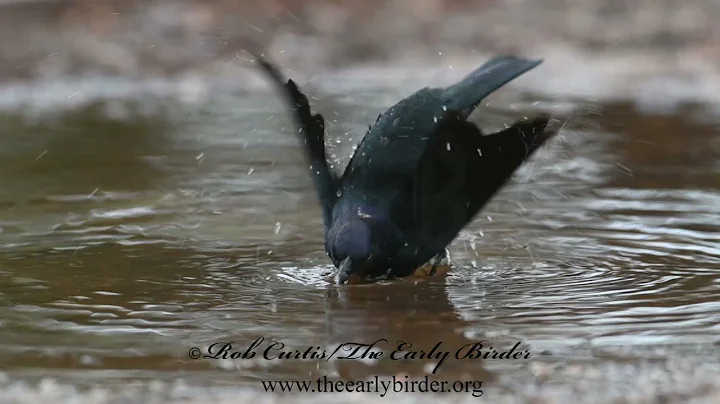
[443,56,543,120]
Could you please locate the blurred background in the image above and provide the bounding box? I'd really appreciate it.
[2,0,720,99]
[0,1,719,403]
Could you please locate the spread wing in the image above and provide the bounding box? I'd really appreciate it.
[251,53,339,232]
[409,113,556,252]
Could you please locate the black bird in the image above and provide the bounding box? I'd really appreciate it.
[252,53,557,285]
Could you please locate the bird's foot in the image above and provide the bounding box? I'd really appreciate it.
[412,249,453,277]
[330,266,380,285]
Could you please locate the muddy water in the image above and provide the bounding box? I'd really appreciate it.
[0,73,718,403]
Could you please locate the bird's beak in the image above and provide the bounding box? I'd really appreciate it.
[336,257,353,285]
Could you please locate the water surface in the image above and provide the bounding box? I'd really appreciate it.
[0,70,718,403]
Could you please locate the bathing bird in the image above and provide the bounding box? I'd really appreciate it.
[252,53,556,285]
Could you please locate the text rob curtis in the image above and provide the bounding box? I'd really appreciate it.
[199,337,532,374]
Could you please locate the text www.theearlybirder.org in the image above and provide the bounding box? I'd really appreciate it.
[261,375,483,397]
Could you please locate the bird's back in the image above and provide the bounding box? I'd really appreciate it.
[340,55,543,193]
[340,88,444,190]
[333,88,445,259]
[334,56,553,275]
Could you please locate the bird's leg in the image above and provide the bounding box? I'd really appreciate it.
[413,248,453,277]
[429,248,452,276]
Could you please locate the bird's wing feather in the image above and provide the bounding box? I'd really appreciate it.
[467,115,556,216]
[409,113,557,253]
[251,53,340,232]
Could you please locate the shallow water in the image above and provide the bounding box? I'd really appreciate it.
[0,69,719,403]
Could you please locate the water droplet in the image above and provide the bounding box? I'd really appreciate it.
[274,222,282,234]
[247,168,254,175]
[442,105,447,111]
[336,190,342,197]
[433,116,438,123]
[446,142,451,151]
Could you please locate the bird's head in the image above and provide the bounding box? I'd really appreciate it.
[328,219,390,285]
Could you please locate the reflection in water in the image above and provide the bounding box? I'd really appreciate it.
[324,279,493,381]
[0,77,718,402]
